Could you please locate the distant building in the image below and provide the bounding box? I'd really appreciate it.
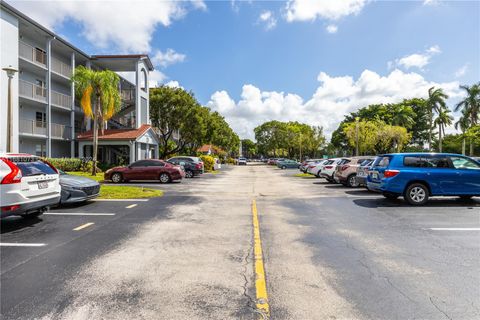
[0,1,157,163]
[197,144,225,156]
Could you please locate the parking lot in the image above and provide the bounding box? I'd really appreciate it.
[1,164,479,319]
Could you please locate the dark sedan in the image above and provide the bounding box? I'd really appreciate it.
[59,170,100,204]
[104,159,185,183]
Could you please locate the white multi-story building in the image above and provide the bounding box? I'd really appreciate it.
[0,2,159,164]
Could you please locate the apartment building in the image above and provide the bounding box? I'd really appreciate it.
[0,2,159,164]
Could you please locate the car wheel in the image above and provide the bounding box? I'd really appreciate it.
[404,183,429,205]
[383,193,399,200]
[281,165,286,170]
[459,195,473,200]
[159,173,171,184]
[111,172,123,183]
[185,170,194,178]
[346,174,359,187]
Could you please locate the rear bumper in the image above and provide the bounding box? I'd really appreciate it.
[356,175,367,186]
[1,195,61,218]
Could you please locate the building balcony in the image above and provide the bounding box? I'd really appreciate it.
[19,41,47,68]
[51,123,72,140]
[19,80,72,110]
[52,56,72,79]
[51,90,72,110]
[121,89,135,102]
[19,119,72,140]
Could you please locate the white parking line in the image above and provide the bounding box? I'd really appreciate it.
[126,204,137,209]
[425,228,480,231]
[0,243,46,247]
[92,199,149,202]
[44,212,115,216]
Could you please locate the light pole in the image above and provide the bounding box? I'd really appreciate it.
[355,117,360,156]
[3,65,18,153]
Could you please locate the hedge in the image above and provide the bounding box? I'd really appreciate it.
[200,155,215,171]
[44,158,101,173]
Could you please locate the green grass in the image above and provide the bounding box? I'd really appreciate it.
[66,171,104,182]
[294,173,316,178]
[99,185,163,199]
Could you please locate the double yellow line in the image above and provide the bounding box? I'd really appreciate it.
[252,199,270,319]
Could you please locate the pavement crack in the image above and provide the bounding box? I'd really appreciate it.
[429,296,453,320]
[240,229,257,316]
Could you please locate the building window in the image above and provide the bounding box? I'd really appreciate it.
[140,68,147,92]
[36,112,46,128]
[35,144,46,157]
[35,79,46,97]
[35,47,46,65]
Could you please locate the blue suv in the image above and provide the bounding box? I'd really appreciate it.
[367,153,480,205]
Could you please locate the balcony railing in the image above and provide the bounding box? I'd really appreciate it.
[19,41,47,67]
[51,123,72,140]
[51,90,72,109]
[52,56,72,78]
[121,89,135,101]
[19,119,47,136]
[20,80,47,103]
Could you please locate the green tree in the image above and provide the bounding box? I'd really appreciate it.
[241,139,257,158]
[343,120,379,155]
[426,87,449,151]
[455,83,480,155]
[71,66,121,175]
[434,106,453,152]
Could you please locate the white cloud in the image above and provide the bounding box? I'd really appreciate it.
[285,0,367,22]
[326,24,338,34]
[423,0,439,6]
[454,63,469,78]
[390,45,441,71]
[207,69,461,140]
[9,0,205,53]
[149,70,168,88]
[164,80,183,89]
[259,10,277,30]
[151,49,186,68]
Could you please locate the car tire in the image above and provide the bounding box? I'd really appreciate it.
[346,174,359,187]
[459,195,473,200]
[159,173,171,184]
[185,170,194,178]
[383,193,399,200]
[404,183,429,206]
[281,165,286,170]
[111,172,123,183]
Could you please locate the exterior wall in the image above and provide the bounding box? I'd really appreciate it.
[51,140,70,158]
[19,137,45,155]
[135,60,150,128]
[0,8,19,152]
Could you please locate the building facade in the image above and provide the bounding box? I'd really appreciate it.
[0,2,158,163]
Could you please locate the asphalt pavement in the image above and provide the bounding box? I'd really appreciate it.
[1,164,479,319]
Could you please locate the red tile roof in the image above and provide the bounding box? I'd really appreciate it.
[77,124,152,141]
[197,144,225,154]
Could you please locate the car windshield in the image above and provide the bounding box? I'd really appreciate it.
[373,156,391,168]
[14,160,57,176]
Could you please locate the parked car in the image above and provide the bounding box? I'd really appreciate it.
[238,157,247,165]
[320,158,347,183]
[167,156,204,178]
[307,160,330,177]
[335,157,373,187]
[105,159,184,183]
[300,159,323,173]
[277,159,300,169]
[367,153,480,205]
[59,170,100,204]
[356,159,374,187]
[168,156,204,176]
[0,153,61,218]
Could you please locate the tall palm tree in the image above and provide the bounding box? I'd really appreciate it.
[455,83,480,155]
[391,103,415,129]
[426,87,449,151]
[71,66,121,175]
[455,111,471,155]
[434,106,453,152]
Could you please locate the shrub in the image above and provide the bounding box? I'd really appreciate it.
[44,157,102,173]
[226,157,236,165]
[200,155,215,171]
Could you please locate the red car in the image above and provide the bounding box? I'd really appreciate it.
[104,159,184,183]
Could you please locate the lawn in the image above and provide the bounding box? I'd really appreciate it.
[294,173,316,178]
[66,171,163,199]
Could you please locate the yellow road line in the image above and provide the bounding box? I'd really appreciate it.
[73,222,94,231]
[252,199,270,319]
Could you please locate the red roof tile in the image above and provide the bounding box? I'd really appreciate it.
[77,124,152,141]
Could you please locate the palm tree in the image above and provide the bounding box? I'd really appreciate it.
[426,87,449,151]
[455,111,470,155]
[71,66,121,175]
[455,83,480,155]
[391,103,415,129]
[434,106,453,152]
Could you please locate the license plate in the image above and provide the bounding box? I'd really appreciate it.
[371,172,379,180]
[358,171,365,177]
[38,181,48,189]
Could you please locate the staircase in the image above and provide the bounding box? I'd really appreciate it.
[108,118,129,129]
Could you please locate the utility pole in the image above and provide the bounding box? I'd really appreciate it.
[355,117,360,156]
[3,65,18,153]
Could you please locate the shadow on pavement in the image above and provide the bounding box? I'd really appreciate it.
[345,190,376,197]
[353,197,480,208]
[1,216,44,234]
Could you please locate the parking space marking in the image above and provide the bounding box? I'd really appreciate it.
[252,199,270,319]
[73,222,95,231]
[45,212,115,216]
[0,243,46,247]
[92,199,149,202]
[126,204,137,209]
[425,228,480,231]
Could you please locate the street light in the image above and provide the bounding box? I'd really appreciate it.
[3,65,18,153]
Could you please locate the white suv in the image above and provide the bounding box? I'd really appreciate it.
[0,154,61,218]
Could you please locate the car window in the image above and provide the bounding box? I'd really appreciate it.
[145,160,165,167]
[373,156,391,168]
[404,156,451,168]
[15,160,56,176]
[130,160,149,167]
[449,156,480,170]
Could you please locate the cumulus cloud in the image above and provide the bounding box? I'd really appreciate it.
[9,0,205,53]
[454,63,469,78]
[326,24,338,34]
[207,69,461,140]
[389,45,441,71]
[259,10,277,30]
[152,49,186,68]
[164,80,183,89]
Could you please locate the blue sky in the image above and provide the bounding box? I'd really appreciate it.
[11,0,480,139]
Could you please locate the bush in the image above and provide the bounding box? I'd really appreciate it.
[226,157,236,165]
[200,155,215,171]
[44,157,102,173]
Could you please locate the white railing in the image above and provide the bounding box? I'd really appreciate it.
[51,90,72,109]
[51,123,72,140]
[19,80,47,102]
[19,119,47,136]
[19,41,47,67]
[52,56,72,78]
[121,89,135,101]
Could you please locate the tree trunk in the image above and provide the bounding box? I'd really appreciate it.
[470,139,474,156]
[462,136,466,155]
[428,110,433,151]
[438,124,442,153]
[92,97,100,175]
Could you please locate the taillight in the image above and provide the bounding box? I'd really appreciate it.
[341,165,349,171]
[309,165,316,168]
[325,165,333,169]
[196,163,202,169]
[43,159,58,173]
[2,204,20,212]
[0,158,22,184]
[384,170,400,178]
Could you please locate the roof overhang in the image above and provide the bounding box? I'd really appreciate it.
[91,55,154,72]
